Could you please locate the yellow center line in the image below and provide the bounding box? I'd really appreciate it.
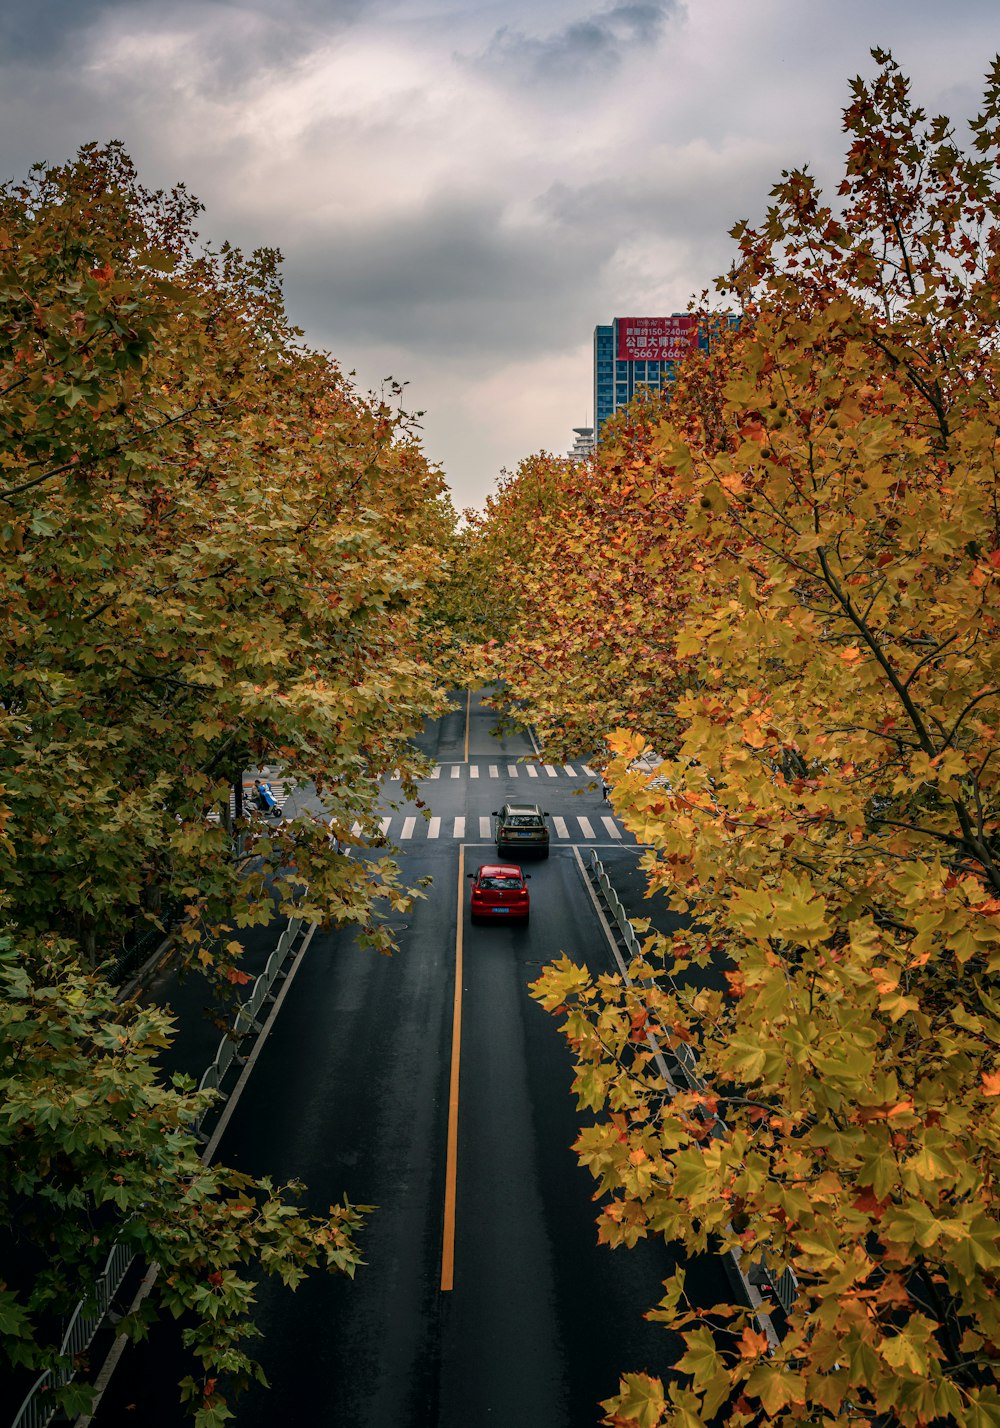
[464,687,471,763]
[440,843,465,1292]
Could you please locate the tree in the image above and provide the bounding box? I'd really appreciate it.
[526,55,1000,1428]
[0,143,455,968]
[460,322,742,764]
[0,930,366,1426]
[0,145,455,1418]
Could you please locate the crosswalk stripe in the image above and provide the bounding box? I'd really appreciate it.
[356,815,626,844]
[526,765,538,778]
[430,767,441,780]
[507,764,519,777]
[544,763,558,776]
[583,765,596,777]
[451,766,461,779]
[470,765,479,779]
[564,765,577,777]
[489,764,499,778]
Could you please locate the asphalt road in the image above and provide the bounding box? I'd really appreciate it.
[88,691,731,1427]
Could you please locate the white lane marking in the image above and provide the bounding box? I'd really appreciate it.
[454,816,466,838]
[380,816,392,836]
[601,816,622,839]
[401,816,416,839]
[564,765,577,777]
[526,765,538,778]
[577,815,596,839]
[451,766,461,779]
[351,821,362,837]
[479,816,492,839]
[544,764,558,777]
[428,817,441,839]
[470,765,479,779]
[388,769,400,780]
[489,764,499,778]
[507,764,519,777]
[553,816,570,838]
[430,767,441,780]
[583,764,596,777]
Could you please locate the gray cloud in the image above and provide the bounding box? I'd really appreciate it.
[0,0,372,71]
[470,2,674,84]
[283,192,613,362]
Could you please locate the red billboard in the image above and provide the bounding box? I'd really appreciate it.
[616,315,698,361]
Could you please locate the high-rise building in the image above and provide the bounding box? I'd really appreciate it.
[593,315,699,440]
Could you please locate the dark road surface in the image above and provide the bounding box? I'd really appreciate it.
[87,692,731,1427]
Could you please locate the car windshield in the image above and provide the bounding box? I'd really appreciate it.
[505,813,541,827]
[481,876,522,890]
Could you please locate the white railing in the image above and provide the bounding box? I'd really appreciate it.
[11,1239,136,1428]
[587,851,798,1329]
[589,851,705,1091]
[11,914,306,1428]
[194,919,302,1129]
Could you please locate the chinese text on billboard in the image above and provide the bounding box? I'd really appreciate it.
[616,316,697,361]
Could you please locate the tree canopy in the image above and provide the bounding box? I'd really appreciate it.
[478,54,1000,1428]
[0,144,454,1421]
[1,141,455,969]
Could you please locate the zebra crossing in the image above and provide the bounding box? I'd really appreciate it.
[391,761,598,783]
[346,812,624,844]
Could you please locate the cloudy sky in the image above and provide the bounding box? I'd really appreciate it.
[1,0,997,509]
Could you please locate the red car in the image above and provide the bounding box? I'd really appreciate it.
[468,863,531,924]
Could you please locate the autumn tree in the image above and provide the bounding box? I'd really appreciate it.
[0,142,454,966]
[0,145,454,1419]
[527,55,1000,1428]
[461,322,743,763]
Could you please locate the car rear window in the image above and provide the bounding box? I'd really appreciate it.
[505,813,542,827]
[481,876,522,890]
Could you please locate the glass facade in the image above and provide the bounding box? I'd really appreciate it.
[593,316,720,440]
[594,324,615,436]
[593,319,678,440]
[588,317,737,439]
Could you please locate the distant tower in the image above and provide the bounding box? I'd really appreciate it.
[568,426,594,459]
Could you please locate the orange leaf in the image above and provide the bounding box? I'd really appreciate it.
[739,1327,770,1359]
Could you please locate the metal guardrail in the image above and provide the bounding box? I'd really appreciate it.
[193,919,303,1130]
[11,915,307,1428]
[10,1240,134,1428]
[590,852,705,1094]
[588,851,799,1326]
